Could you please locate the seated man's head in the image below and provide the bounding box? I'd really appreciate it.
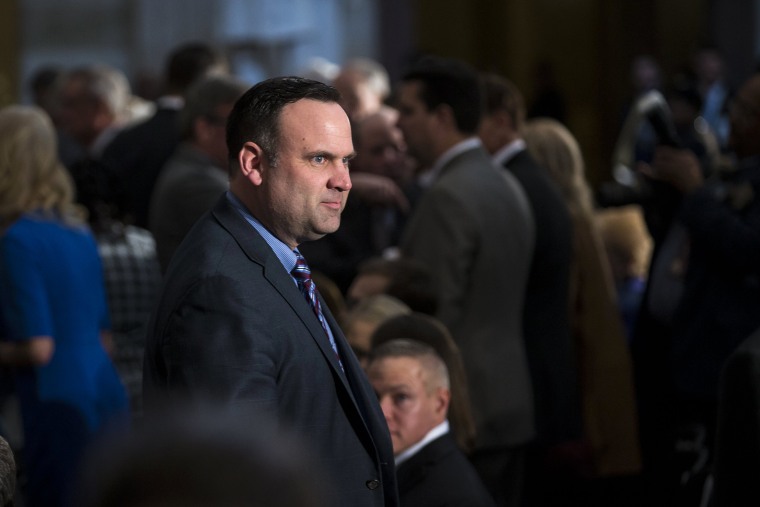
[366,339,450,455]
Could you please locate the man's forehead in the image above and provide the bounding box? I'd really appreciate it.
[371,355,424,376]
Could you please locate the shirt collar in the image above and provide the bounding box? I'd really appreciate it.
[395,419,450,466]
[225,191,298,273]
[418,137,482,188]
[492,138,526,166]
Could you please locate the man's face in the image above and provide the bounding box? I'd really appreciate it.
[356,114,407,180]
[396,81,437,169]
[57,78,104,147]
[199,102,234,168]
[261,99,354,248]
[368,356,447,455]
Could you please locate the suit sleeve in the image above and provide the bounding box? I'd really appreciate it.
[155,273,281,417]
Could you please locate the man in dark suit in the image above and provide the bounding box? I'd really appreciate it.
[143,77,398,507]
[396,56,535,507]
[478,73,585,504]
[367,339,495,507]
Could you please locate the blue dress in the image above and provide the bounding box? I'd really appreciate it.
[0,212,129,507]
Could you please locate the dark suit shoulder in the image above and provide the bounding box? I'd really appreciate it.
[398,434,496,507]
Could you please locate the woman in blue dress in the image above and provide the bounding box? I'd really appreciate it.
[0,105,129,507]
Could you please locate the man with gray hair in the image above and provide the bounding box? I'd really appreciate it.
[332,57,391,121]
[57,64,132,158]
[367,339,495,507]
[56,64,132,220]
[148,74,248,271]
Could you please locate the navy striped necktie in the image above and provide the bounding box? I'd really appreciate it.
[292,253,342,367]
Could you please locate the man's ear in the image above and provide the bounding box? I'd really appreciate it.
[433,103,456,129]
[434,387,451,419]
[238,141,265,186]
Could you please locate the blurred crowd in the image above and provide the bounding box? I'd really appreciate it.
[0,39,758,507]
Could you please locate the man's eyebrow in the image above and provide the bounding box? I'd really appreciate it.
[306,150,356,160]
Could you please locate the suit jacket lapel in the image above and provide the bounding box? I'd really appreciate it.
[210,196,355,395]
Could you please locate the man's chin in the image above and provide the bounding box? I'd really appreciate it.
[301,227,338,244]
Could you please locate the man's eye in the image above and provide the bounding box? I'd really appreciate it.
[313,155,326,164]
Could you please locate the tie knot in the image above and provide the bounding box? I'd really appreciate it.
[292,254,312,282]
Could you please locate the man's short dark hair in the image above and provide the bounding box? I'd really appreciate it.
[225,76,340,172]
[401,55,482,134]
[166,42,227,95]
[481,72,526,131]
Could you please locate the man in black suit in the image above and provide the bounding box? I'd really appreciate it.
[143,76,398,507]
[478,73,585,504]
[367,339,495,507]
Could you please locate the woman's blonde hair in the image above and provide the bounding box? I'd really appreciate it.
[523,117,594,218]
[0,105,84,228]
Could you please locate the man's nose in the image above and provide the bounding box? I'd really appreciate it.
[329,162,352,191]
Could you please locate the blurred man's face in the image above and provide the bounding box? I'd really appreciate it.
[396,81,438,169]
[356,113,407,182]
[57,77,106,148]
[368,356,447,455]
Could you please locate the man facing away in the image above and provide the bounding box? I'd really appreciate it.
[367,339,495,507]
[143,76,398,507]
[478,73,585,504]
[396,55,536,506]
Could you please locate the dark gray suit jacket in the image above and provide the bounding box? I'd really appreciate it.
[143,195,399,507]
[402,144,536,450]
[503,149,582,446]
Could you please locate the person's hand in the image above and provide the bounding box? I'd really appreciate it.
[349,173,410,212]
[638,146,704,194]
